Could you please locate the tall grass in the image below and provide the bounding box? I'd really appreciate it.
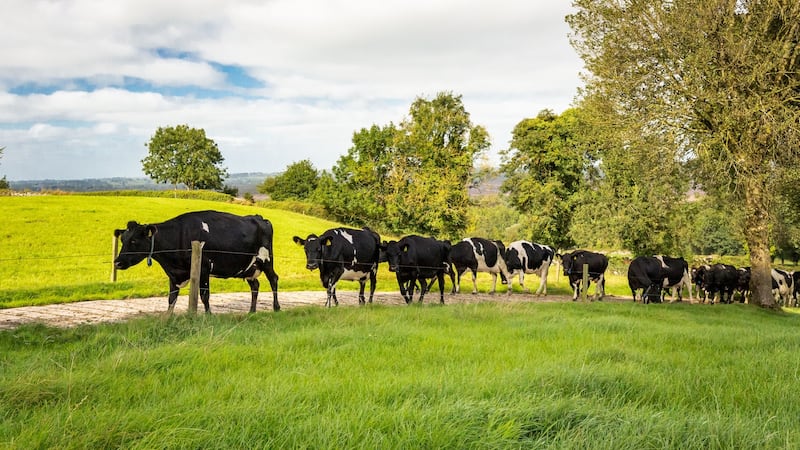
[1,301,798,448]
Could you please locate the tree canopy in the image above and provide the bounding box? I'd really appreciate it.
[317,92,488,239]
[258,159,319,201]
[142,125,228,190]
[568,0,800,308]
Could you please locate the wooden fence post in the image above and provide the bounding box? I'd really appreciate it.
[188,241,203,314]
[582,263,589,302]
[111,235,118,282]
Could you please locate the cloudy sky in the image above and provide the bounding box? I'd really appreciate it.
[0,1,584,181]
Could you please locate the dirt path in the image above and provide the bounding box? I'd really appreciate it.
[0,290,632,330]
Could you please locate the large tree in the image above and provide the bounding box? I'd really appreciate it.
[0,146,7,189]
[142,125,228,190]
[499,109,595,250]
[321,92,489,238]
[388,92,490,237]
[568,0,800,308]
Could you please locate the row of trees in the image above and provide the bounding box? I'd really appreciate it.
[140,2,800,308]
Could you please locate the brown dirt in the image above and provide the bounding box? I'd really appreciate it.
[0,291,634,330]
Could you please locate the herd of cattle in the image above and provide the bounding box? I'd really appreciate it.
[112,210,800,312]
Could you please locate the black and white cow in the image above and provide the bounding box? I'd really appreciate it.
[736,267,751,303]
[655,255,693,303]
[559,250,608,301]
[114,210,279,313]
[449,238,512,295]
[691,265,710,303]
[503,241,554,295]
[627,256,664,303]
[792,271,800,307]
[771,268,794,306]
[293,227,380,307]
[381,236,453,304]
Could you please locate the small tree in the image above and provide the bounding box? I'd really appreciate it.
[0,146,8,189]
[258,159,319,200]
[142,125,228,190]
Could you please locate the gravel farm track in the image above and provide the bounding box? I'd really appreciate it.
[0,291,631,330]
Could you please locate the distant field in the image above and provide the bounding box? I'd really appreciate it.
[1,195,591,308]
[0,195,348,307]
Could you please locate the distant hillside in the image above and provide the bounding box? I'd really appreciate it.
[9,173,273,195]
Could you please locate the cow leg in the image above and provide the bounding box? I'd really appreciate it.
[596,274,606,301]
[535,265,548,296]
[167,280,181,313]
[454,268,464,294]
[357,280,367,305]
[437,272,446,304]
[200,271,211,313]
[367,269,377,304]
[397,274,411,304]
[261,263,280,312]
[571,279,580,301]
[246,278,260,313]
[471,270,479,294]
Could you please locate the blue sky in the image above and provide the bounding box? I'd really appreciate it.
[0,1,583,181]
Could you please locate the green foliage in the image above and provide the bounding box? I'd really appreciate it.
[258,159,319,201]
[568,0,800,306]
[500,109,593,250]
[689,200,746,256]
[0,176,8,190]
[466,194,525,243]
[3,303,800,448]
[320,92,488,239]
[142,125,228,190]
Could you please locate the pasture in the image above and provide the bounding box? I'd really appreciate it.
[1,195,596,309]
[2,302,800,448]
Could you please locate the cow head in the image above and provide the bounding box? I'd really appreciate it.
[504,247,523,272]
[293,234,324,270]
[380,240,409,273]
[114,221,156,270]
[559,253,574,275]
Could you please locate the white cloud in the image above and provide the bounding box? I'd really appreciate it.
[0,0,583,180]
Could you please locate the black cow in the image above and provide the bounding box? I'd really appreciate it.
[449,238,512,295]
[736,267,751,303]
[293,227,380,307]
[772,268,793,306]
[559,250,608,301]
[381,236,453,304]
[627,256,664,304]
[114,210,279,313]
[504,241,554,295]
[691,265,709,303]
[793,271,800,307]
[701,264,738,304]
[656,255,693,303]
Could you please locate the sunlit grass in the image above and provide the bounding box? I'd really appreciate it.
[1,301,799,448]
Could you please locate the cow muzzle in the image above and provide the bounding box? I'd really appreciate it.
[306,262,319,270]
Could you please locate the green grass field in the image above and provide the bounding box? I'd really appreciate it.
[2,301,799,448]
[0,195,594,308]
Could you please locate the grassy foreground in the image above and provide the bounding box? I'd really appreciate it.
[2,301,799,448]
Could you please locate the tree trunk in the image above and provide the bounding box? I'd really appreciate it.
[744,176,778,309]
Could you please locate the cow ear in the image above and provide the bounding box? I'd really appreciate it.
[114,229,125,238]
[146,225,157,238]
[401,243,410,253]
[292,236,305,245]
[322,236,333,247]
